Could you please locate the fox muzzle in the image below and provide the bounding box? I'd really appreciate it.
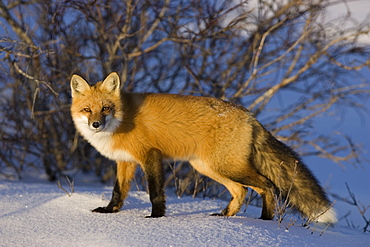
[89,119,106,132]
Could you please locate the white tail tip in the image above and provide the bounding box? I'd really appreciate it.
[316,207,338,224]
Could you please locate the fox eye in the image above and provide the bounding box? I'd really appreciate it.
[102,106,110,112]
[83,107,91,112]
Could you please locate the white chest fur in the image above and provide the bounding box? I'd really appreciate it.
[89,132,136,162]
[74,117,136,162]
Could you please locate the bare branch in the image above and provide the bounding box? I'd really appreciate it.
[12,61,59,96]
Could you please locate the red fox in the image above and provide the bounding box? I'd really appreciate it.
[70,72,337,223]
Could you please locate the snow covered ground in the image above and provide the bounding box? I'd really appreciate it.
[1,174,369,247]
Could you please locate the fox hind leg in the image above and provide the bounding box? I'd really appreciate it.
[223,170,276,220]
[93,161,137,213]
[189,159,253,217]
[241,173,276,220]
[249,185,275,220]
[212,183,248,217]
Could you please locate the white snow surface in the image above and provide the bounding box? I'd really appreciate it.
[1,176,369,247]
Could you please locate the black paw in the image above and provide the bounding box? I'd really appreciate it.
[145,214,165,218]
[210,213,224,216]
[92,207,118,213]
[259,216,273,220]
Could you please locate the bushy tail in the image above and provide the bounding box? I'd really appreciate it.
[251,122,337,224]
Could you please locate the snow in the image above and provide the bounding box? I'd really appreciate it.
[1,176,369,247]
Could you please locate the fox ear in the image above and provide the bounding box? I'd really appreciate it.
[70,74,91,97]
[101,72,121,95]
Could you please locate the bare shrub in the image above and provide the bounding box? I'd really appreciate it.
[0,1,368,218]
[332,183,370,233]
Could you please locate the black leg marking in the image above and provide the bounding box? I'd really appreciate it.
[143,149,166,218]
[92,180,123,213]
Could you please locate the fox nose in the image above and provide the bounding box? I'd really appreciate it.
[92,121,101,129]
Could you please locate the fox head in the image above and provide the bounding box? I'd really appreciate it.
[70,72,123,135]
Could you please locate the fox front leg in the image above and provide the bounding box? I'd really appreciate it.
[142,149,166,218]
[93,162,137,213]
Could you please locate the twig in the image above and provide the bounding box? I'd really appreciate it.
[57,176,75,197]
